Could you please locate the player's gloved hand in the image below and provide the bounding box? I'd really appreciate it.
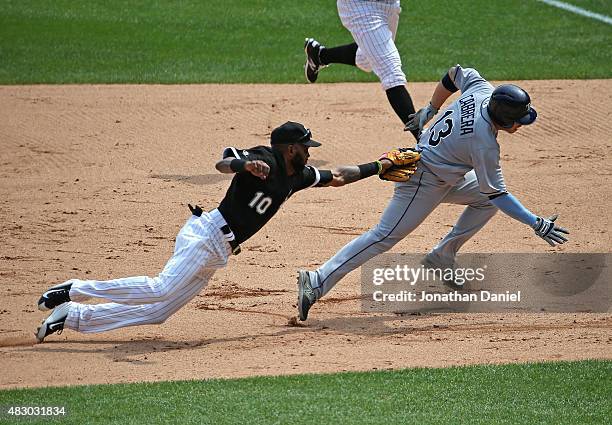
[379,165,418,182]
[532,214,569,246]
[245,160,270,180]
[378,148,421,182]
[404,103,439,133]
[379,147,421,167]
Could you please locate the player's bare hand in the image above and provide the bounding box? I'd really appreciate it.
[245,160,270,180]
[379,158,394,172]
[405,103,439,132]
[532,214,569,246]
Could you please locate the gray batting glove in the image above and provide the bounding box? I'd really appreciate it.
[532,214,569,246]
[404,103,439,132]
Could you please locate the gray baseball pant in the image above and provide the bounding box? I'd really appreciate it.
[309,168,498,297]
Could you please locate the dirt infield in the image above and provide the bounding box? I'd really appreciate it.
[1,81,611,389]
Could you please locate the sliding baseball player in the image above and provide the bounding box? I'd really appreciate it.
[35,122,418,342]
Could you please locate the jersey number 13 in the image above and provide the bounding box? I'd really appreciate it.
[428,110,454,146]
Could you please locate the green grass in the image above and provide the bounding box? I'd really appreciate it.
[1,361,610,424]
[562,0,612,17]
[0,0,610,83]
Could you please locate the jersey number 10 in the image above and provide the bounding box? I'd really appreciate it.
[249,191,273,214]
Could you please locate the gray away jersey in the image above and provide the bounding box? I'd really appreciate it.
[417,65,507,197]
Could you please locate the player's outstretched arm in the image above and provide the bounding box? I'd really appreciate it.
[321,159,394,187]
[322,148,422,187]
[215,158,270,180]
[490,193,569,246]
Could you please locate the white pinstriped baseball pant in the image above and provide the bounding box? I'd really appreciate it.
[337,0,406,90]
[64,211,232,333]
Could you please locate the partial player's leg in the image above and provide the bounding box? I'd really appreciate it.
[65,269,214,334]
[337,0,418,139]
[36,214,230,340]
[386,85,419,140]
[307,171,450,297]
[304,38,328,83]
[304,37,359,84]
[36,269,214,341]
[337,0,405,87]
[66,215,229,305]
[298,170,451,320]
[427,171,499,265]
[303,1,362,82]
[38,213,230,313]
[309,1,403,79]
[320,43,358,67]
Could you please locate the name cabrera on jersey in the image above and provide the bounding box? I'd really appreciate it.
[417,65,507,198]
[217,146,331,244]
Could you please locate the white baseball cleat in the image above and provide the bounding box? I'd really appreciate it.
[36,302,71,343]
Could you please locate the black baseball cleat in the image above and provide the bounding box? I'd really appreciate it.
[36,302,71,343]
[297,270,320,321]
[38,281,73,311]
[304,38,327,83]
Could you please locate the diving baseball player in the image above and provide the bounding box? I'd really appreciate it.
[34,122,415,342]
[304,0,420,140]
[297,65,569,321]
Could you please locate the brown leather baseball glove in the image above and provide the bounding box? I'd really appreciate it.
[379,148,420,182]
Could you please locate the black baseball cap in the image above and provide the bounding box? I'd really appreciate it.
[270,121,322,147]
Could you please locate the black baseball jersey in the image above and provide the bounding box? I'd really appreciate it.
[217,146,332,244]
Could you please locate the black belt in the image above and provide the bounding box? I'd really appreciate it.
[219,224,241,255]
[188,204,241,255]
